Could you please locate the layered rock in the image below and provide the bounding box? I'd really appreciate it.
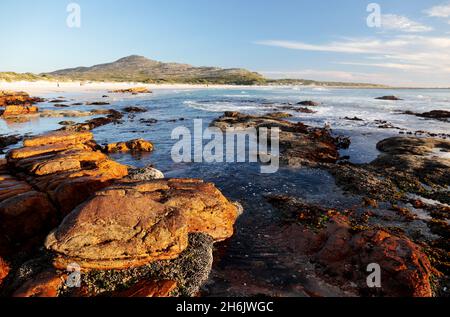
[45,179,239,270]
[0,131,129,256]
[0,91,42,117]
[211,112,349,167]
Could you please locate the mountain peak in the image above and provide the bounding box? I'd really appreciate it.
[47,55,265,85]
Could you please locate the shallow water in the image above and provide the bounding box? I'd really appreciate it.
[1,87,449,296]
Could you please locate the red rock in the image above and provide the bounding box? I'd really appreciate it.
[0,191,58,245]
[0,257,10,286]
[23,131,93,147]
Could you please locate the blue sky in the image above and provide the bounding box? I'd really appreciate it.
[1,0,450,86]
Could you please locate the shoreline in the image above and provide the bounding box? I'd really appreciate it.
[2,80,449,95]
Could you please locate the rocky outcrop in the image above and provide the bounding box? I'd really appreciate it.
[375,96,403,101]
[402,110,450,122]
[266,195,434,297]
[297,100,320,106]
[123,106,147,113]
[0,91,42,117]
[45,179,239,270]
[211,112,350,167]
[104,139,153,153]
[0,131,129,257]
[0,257,9,286]
[60,110,123,132]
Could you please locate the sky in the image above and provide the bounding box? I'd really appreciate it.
[1,0,450,87]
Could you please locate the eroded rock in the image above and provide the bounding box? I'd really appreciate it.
[45,179,239,270]
[104,139,154,153]
[211,112,348,167]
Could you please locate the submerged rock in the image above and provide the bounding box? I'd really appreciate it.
[45,179,239,270]
[297,100,320,106]
[375,96,403,101]
[0,91,42,117]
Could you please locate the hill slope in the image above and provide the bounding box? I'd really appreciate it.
[46,55,266,85]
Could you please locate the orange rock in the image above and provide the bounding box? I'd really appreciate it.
[13,270,64,297]
[7,142,89,160]
[45,179,239,270]
[23,131,93,147]
[105,139,154,153]
[0,105,39,117]
[112,280,177,297]
[0,191,57,244]
[110,87,151,94]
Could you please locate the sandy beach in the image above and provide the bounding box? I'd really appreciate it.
[0,80,260,95]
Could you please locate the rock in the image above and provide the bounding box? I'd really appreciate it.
[0,191,58,246]
[0,105,39,117]
[375,96,403,101]
[297,100,320,106]
[110,87,152,94]
[417,110,450,121]
[264,112,292,119]
[45,179,239,270]
[123,106,147,113]
[0,91,43,109]
[127,166,165,180]
[0,257,10,286]
[373,137,450,189]
[139,118,158,125]
[266,195,434,297]
[12,269,63,297]
[62,233,214,297]
[211,112,347,167]
[53,104,70,108]
[104,139,154,153]
[344,116,364,121]
[49,99,67,103]
[85,101,110,106]
[0,134,22,150]
[59,121,76,126]
[1,131,129,255]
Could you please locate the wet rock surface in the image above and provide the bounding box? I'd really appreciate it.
[211,112,349,167]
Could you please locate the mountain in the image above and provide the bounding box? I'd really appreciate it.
[45,55,266,85]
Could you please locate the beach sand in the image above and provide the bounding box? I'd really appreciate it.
[0,80,261,95]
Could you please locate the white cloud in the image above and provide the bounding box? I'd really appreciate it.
[425,2,450,17]
[335,61,429,70]
[381,14,433,32]
[255,35,450,86]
